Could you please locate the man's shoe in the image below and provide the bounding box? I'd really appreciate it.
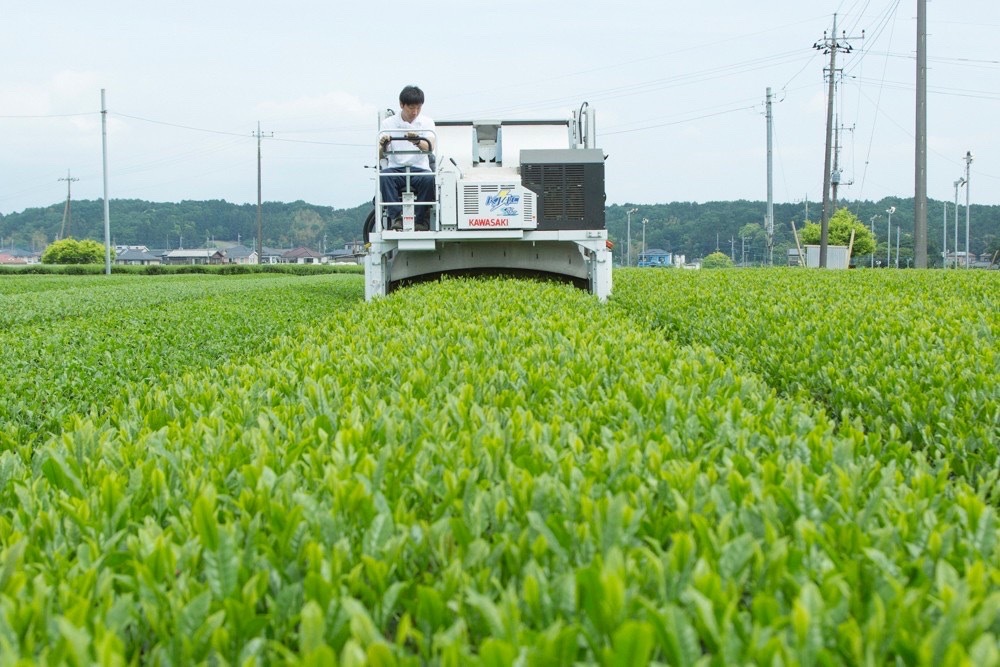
[390,216,403,231]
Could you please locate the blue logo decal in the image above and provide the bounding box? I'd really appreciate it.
[484,189,520,216]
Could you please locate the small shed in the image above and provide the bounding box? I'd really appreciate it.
[637,248,672,267]
[804,245,850,269]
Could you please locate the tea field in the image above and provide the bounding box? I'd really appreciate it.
[0,269,997,665]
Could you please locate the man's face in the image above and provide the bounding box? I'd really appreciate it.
[401,103,422,123]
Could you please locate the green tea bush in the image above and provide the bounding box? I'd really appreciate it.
[0,273,363,451]
[612,268,1000,484]
[1,275,996,664]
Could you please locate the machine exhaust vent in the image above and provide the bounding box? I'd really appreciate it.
[523,164,586,222]
[463,185,479,215]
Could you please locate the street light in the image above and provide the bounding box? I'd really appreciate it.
[626,208,637,267]
[885,206,895,267]
[869,214,880,268]
[896,224,899,269]
[641,218,649,261]
[943,201,948,269]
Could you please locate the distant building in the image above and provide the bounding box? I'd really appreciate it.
[115,244,150,254]
[224,244,258,265]
[281,247,324,264]
[260,247,284,265]
[116,248,161,265]
[326,241,365,265]
[944,250,998,269]
[637,248,672,268]
[162,249,226,265]
[0,248,40,265]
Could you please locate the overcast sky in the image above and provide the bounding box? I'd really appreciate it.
[2,0,998,216]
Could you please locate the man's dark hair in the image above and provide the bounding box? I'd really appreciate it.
[399,85,425,106]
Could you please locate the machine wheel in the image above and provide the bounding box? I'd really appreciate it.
[362,208,377,244]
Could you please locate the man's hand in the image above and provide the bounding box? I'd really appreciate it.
[406,132,427,149]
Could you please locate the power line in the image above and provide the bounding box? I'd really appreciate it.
[603,105,757,135]
[112,112,367,146]
[113,112,249,138]
[0,112,95,119]
[852,0,902,201]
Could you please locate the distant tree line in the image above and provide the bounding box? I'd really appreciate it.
[606,199,999,267]
[2,197,998,265]
[0,199,371,254]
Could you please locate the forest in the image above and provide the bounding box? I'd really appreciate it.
[2,196,998,267]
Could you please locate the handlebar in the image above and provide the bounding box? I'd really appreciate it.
[378,130,436,155]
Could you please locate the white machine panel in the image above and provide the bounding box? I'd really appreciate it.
[458,182,537,230]
[434,124,476,171]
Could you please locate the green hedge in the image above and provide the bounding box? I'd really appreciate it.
[0,263,363,276]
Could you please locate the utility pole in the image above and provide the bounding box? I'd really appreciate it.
[58,170,80,239]
[101,88,112,276]
[626,208,637,267]
[832,120,840,212]
[765,87,775,266]
[942,202,947,268]
[253,122,273,262]
[953,178,964,269]
[793,195,810,223]
[831,119,855,211]
[886,206,895,267]
[914,0,928,267]
[896,222,899,269]
[814,14,862,267]
[869,214,879,268]
[964,151,972,268]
